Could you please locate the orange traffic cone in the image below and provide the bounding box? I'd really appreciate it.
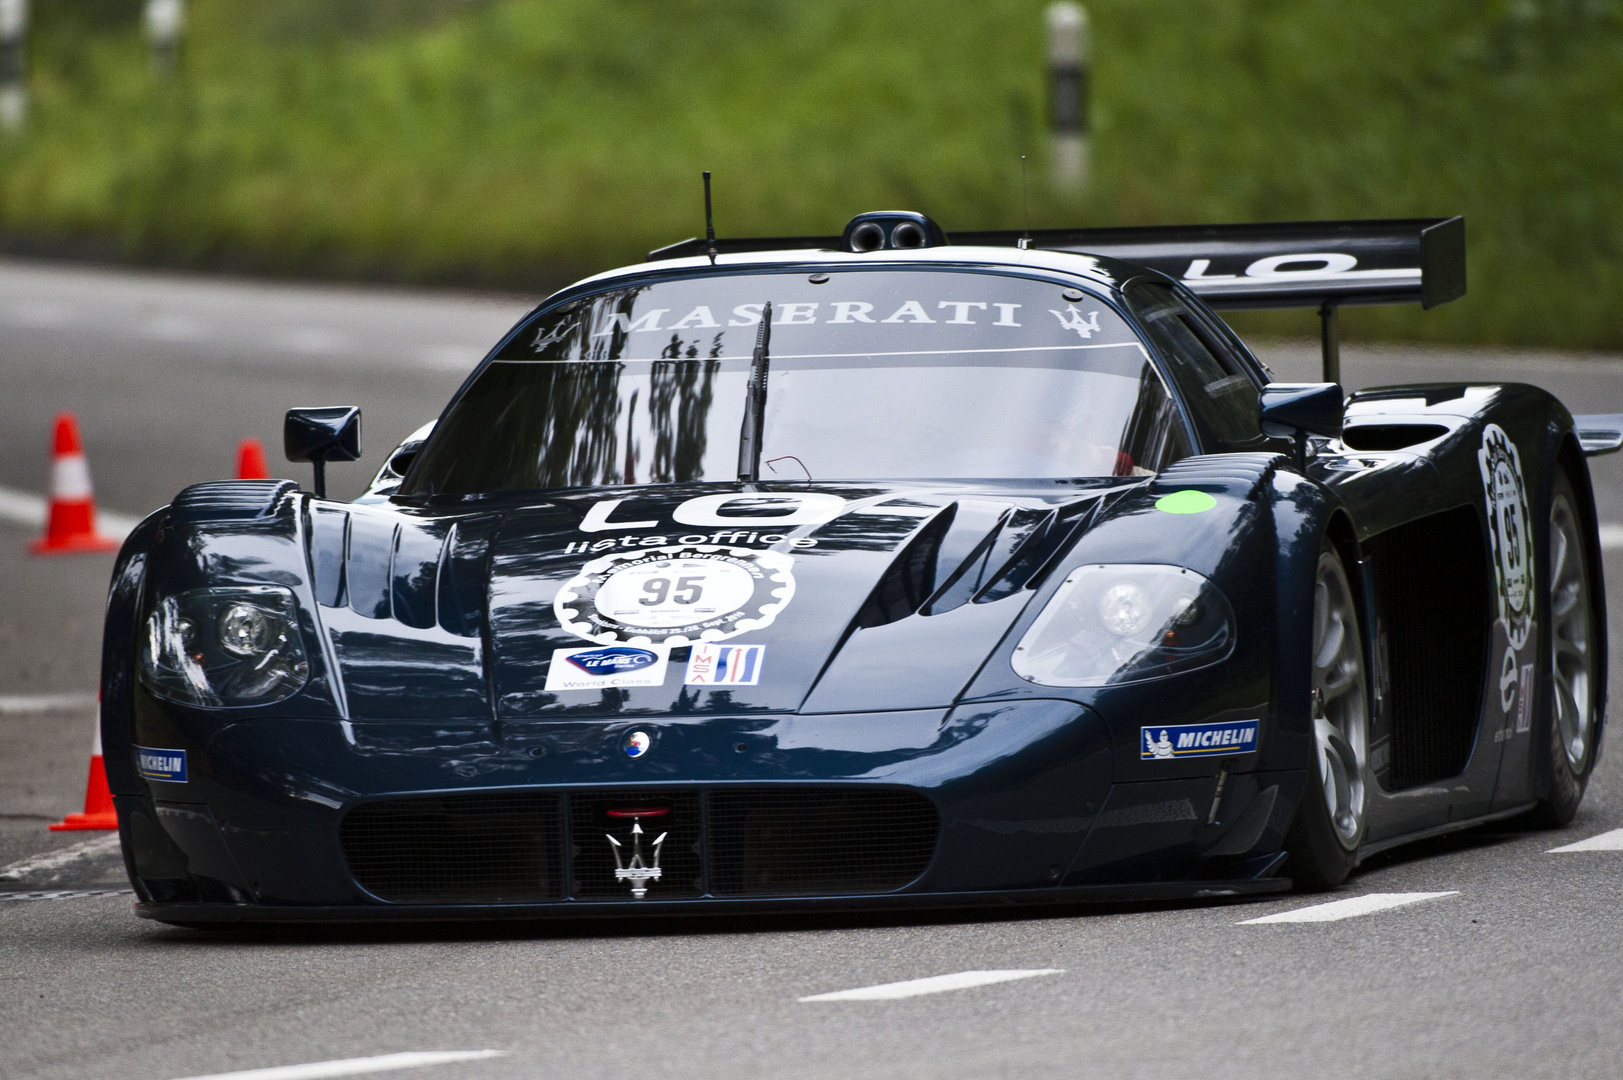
[29,412,121,555]
[236,437,270,480]
[50,704,118,831]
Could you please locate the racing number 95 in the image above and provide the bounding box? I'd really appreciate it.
[640,576,705,606]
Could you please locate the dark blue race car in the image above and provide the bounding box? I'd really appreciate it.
[102,212,1615,924]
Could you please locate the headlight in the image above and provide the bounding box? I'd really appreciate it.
[141,586,309,706]
[1011,565,1233,687]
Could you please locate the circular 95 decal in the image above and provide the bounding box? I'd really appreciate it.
[555,545,796,645]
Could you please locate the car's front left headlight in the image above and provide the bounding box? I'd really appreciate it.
[141,586,310,706]
[1011,564,1234,687]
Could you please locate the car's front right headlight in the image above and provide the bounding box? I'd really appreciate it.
[141,586,309,707]
[1011,564,1234,687]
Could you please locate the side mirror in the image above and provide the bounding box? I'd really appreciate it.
[1259,383,1343,467]
[285,407,361,498]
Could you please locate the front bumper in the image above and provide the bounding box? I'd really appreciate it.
[119,697,1304,923]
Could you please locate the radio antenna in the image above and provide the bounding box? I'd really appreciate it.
[703,171,718,264]
[1019,156,1032,250]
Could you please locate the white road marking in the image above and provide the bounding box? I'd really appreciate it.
[0,889,133,901]
[1548,827,1623,852]
[161,1051,508,1080]
[0,483,143,539]
[1239,891,1458,923]
[0,835,122,881]
[1600,524,1623,550]
[799,968,1063,1002]
[0,692,99,715]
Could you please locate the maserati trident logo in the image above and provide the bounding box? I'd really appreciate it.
[606,808,668,899]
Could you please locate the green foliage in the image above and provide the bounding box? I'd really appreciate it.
[1,0,1619,347]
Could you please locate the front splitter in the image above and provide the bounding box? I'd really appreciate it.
[136,876,1293,925]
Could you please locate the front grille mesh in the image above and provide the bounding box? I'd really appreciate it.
[708,790,940,896]
[341,792,563,903]
[340,787,938,904]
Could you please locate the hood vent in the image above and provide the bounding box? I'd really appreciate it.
[855,495,1103,628]
[307,506,495,636]
[1152,453,1286,490]
[170,480,298,522]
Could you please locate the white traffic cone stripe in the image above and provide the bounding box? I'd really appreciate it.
[51,453,94,500]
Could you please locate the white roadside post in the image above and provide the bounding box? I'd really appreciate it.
[0,0,27,131]
[145,0,183,73]
[1046,1,1089,192]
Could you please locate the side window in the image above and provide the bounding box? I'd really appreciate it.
[1125,281,1264,448]
[1119,364,1194,474]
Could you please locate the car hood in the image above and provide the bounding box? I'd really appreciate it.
[312,482,1118,721]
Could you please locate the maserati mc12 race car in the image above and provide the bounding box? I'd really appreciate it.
[101,211,1615,923]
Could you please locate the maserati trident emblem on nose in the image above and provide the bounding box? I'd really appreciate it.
[606,808,668,899]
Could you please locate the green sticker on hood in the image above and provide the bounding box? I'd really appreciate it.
[1154,489,1217,515]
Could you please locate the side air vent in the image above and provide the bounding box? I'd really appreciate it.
[169,480,298,521]
[1341,424,1450,451]
[1365,506,1489,788]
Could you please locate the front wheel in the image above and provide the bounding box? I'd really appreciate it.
[1285,540,1371,890]
[1528,468,1601,826]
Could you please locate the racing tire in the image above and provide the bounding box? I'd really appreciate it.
[1527,467,1602,827]
[1285,540,1371,891]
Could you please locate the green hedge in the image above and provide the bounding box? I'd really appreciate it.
[2,0,1619,347]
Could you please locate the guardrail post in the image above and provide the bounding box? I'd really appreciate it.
[0,0,27,130]
[145,0,183,73]
[1047,2,1089,191]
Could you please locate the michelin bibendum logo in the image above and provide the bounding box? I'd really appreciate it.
[545,645,671,691]
[135,746,188,783]
[1141,720,1260,760]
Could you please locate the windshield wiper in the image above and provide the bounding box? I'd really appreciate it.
[737,301,771,483]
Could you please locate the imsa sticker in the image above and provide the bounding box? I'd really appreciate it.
[136,746,188,783]
[545,645,671,691]
[684,643,766,686]
[1142,720,1259,760]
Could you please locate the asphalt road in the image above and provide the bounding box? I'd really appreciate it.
[2,258,1622,1080]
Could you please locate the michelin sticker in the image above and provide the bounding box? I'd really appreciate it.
[684,643,766,686]
[136,746,188,783]
[1479,424,1534,651]
[545,644,671,691]
[556,545,796,645]
[1141,720,1259,760]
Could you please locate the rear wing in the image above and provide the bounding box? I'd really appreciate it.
[954,217,1466,313]
[650,216,1464,380]
[649,217,1464,311]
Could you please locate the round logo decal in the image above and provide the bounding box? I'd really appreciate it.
[624,731,651,758]
[555,545,796,645]
[1478,424,1534,650]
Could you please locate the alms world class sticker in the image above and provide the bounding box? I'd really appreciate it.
[555,545,796,645]
[544,645,672,691]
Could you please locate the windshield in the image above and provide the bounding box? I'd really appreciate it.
[403,269,1186,494]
